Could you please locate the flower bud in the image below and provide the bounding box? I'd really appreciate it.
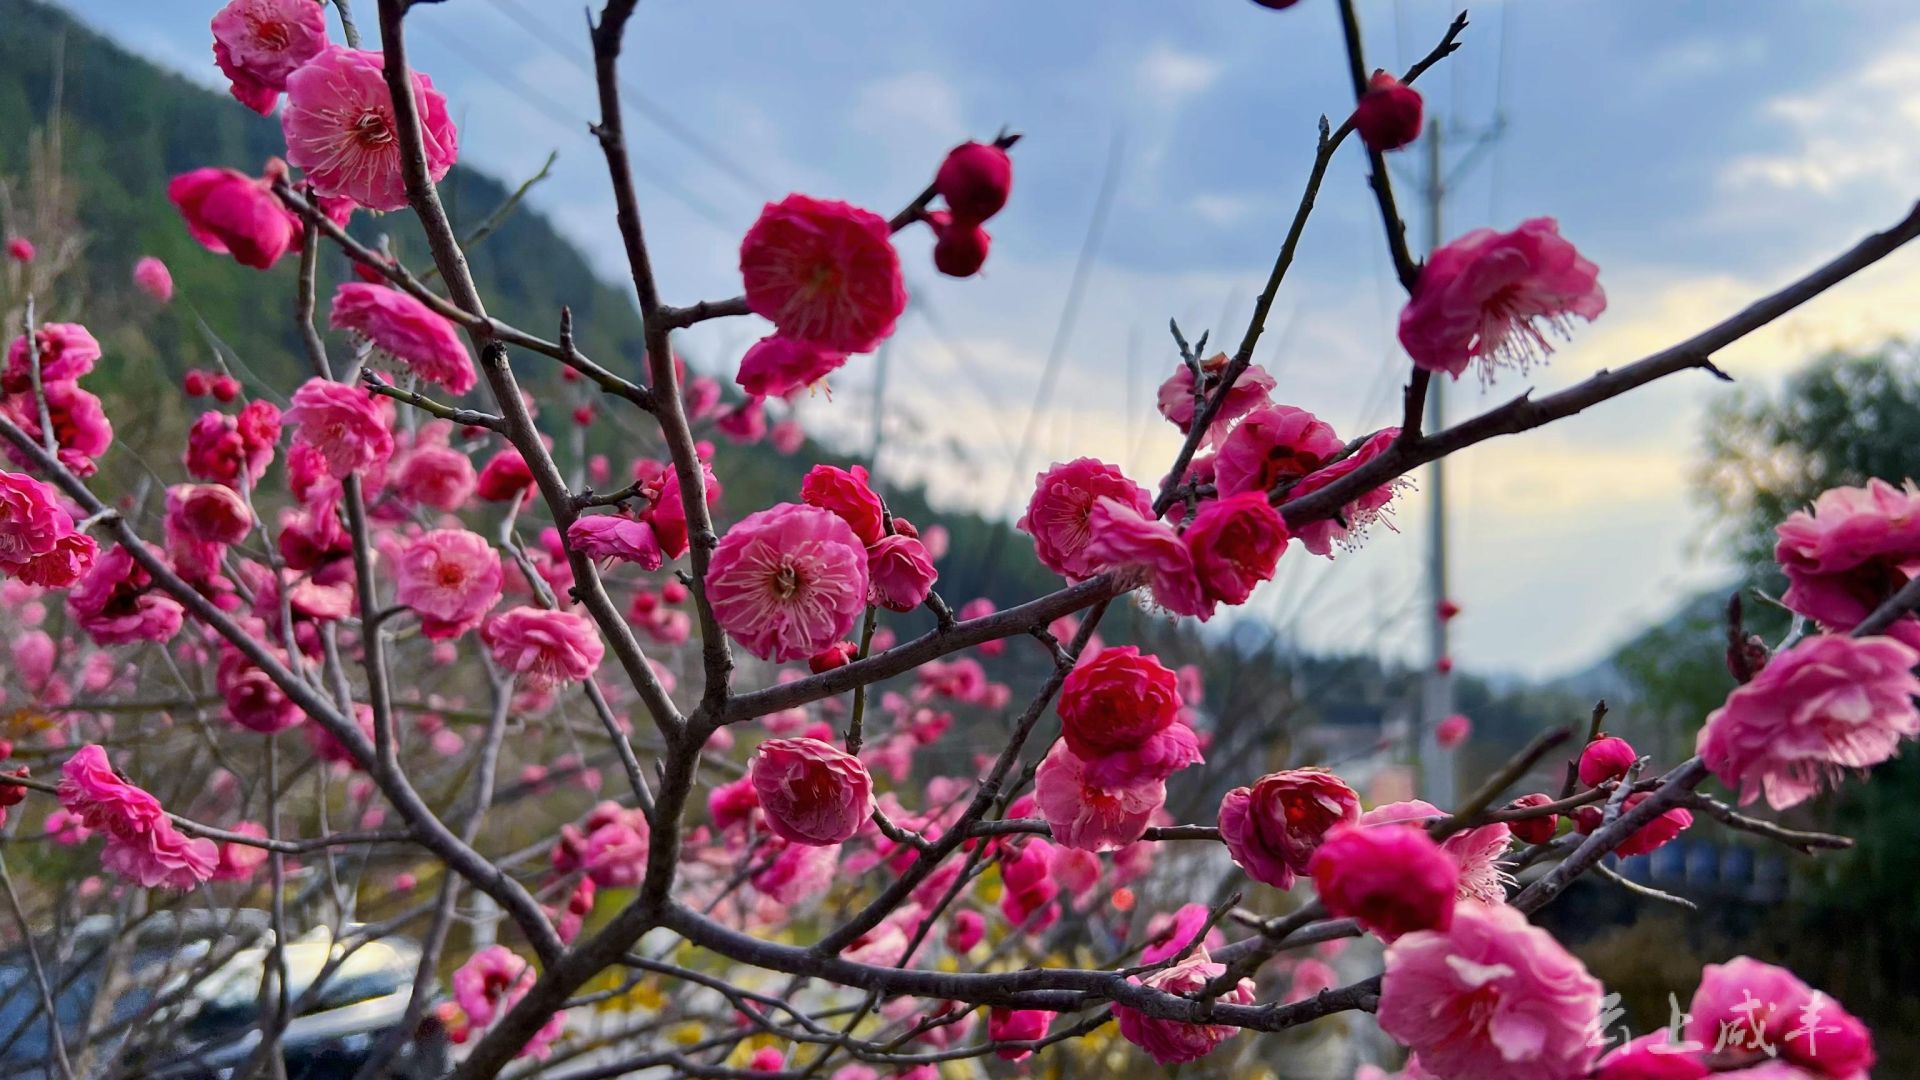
[184,369,211,397]
[475,448,533,502]
[808,640,859,673]
[933,141,1012,224]
[1353,71,1424,152]
[928,210,991,277]
[1726,632,1770,683]
[210,374,241,403]
[1310,823,1457,940]
[1577,735,1637,787]
[945,910,986,953]
[1505,792,1558,844]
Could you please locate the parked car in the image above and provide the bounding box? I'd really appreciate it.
[0,911,447,1079]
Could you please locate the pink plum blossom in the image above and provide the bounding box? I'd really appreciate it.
[69,546,185,645]
[1579,735,1639,786]
[1082,495,1212,619]
[1140,902,1224,965]
[168,164,303,270]
[749,737,875,846]
[945,910,987,954]
[1592,1033,1710,1079]
[1287,427,1408,556]
[59,745,217,890]
[4,379,113,478]
[283,47,459,212]
[481,607,604,689]
[1184,491,1287,607]
[740,194,906,353]
[1362,800,1513,905]
[452,945,566,1059]
[553,802,651,888]
[1354,71,1425,152]
[1056,646,1201,788]
[988,1007,1051,1061]
[1377,901,1603,1080]
[801,464,885,546]
[1217,768,1360,890]
[1017,458,1152,581]
[394,435,476,510]
[396,529,504,640]
[0,469,97,588]
[284,378,393,478]
[218,643,303,734]
[1398,217,1605,381]
[707,503,870,663]
[210,0,329,113]
[1699,633,1920,810]
[1685,957,1873,1078]
[184,402,281,487]
[1774,479,1920,648]
[329,283,475,394]
[133,256,174,302]
[1310,822,1458,940]
[567,514,664,570]
[1156,356,1276,447]
[1113,949,1254,1065]
[934,141,1013,223]
[1213,404,1343,498]
[751,838,840,905]
[737,335,848,398]
[1033,741,1164,852]
[4,323,99,392]
[211,822,271,882]
[866,533,937,612]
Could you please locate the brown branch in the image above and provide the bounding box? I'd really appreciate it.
[1684,793,1852,855]
[272,180,656,412]
[722,576,1118,723]
[1512,758,1712,914]
[1279,195,1920,527]
[0,410,562,960]
[361,370,504,430]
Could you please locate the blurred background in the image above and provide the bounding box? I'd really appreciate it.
[5,0,1920,1072]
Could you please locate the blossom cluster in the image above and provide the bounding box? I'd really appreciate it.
[0,0,1914,1075]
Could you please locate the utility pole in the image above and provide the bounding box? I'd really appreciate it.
[868,335,891,493]
[1417,117,1455,809]
[1412,112,1503,808]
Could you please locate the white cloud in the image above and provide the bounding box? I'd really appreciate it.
[851,71,967,142]
[1189,193,1257,226]
[1723,26,1920,196]
[1137,45,1222,103]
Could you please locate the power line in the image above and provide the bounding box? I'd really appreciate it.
[413,18,739,235]
[482,0,774,198]
[903,285,1022,451]
[972,129,1126,580]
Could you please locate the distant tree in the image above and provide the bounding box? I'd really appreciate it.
[1609,340,1920,1064]
[1701,343,1920,574]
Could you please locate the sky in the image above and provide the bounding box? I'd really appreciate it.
[57,0,1920,679]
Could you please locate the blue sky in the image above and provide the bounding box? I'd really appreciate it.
[62,0,1920,677]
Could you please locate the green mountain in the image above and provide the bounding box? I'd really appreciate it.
[0,0,1584,757]
[0,0,1077,608]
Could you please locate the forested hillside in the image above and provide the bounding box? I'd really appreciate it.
[0,0,1586,788]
